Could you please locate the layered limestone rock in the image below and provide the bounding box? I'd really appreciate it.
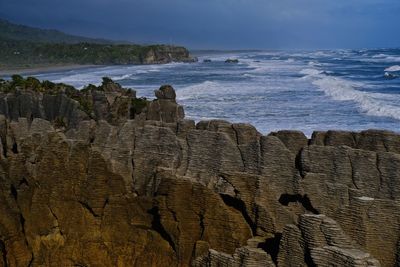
[278,215,380,267]
[0,77,184,128]
[0,78,398,267]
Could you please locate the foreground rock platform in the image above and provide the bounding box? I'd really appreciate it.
[0,77,398,266]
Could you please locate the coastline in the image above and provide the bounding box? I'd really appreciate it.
[0,64,102,77]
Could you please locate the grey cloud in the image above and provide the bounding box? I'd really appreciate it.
[0,0,399,49]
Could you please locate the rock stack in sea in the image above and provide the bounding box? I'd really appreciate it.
[0,76,398,267]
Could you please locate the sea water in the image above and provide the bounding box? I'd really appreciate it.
[31,49,400,136]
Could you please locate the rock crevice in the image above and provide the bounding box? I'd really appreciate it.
[0,79,396,266]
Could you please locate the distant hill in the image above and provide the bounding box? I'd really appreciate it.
[0,19,196,70]
[0,19,112,44]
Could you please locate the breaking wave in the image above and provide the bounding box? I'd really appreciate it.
[302,69,400,120]
[385,65,400,72]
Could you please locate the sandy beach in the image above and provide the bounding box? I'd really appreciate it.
[0,64,101,76]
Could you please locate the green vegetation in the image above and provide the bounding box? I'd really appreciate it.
[131,98,148,117]
[0,19,192,69]
[1,74,78,95]
[0,76,150,119]
[53,116,67,128]
[0,38,165,68]
[0,75,97,116]
[102,76,113,85]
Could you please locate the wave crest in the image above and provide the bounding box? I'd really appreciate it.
[385,65,400,72]
[312,74,400,120]
[299,68,323,76]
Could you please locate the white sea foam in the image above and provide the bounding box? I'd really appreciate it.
[53,73,101,88]
[299,68,323,76]
[112,74,131,80]
[312,75,400,120]
[176,80,267,101]
[362,55,400,63]
[308,51,334,58]
[176,81,223,100]
[372,53,387,58]
[245,59,302,75]
[381,56,400,62]
[50,63,176,87]
[385,65,400,72]
[243,73,257,77]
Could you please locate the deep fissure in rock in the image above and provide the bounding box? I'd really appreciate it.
[1,139,7,158]
[78,201,100,218]
[148,207,177,253]
[11,143,18,154]
[257,233,282,265]
[199,213,205,239]
[10,185,17,200]
[304,245,317,267]
[27,253,34,267]
[102,198,109,209]
[279,194,319,214]
[19,214,26,235]
[219,194,257,235]
[19,177,29,187]
[0,240,7,267]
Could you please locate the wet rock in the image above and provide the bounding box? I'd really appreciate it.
[225,59,239,63]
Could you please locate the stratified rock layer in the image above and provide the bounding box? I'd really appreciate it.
[0,80,398,267]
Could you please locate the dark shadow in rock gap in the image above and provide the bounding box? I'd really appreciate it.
[279,194,319,214]
[257,233,282,265]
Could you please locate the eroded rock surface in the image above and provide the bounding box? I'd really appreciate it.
[0,79,398,267]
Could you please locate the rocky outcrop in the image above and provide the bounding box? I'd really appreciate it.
[0,78,399,266]
[225,59,239,63]
[0,76,184,128]
[141,45,197,64]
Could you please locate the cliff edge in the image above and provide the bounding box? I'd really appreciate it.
[0,77,399,267]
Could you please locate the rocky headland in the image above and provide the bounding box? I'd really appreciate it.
[0,76,399,266]
[0,19,197,70]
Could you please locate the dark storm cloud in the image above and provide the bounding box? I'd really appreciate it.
[1,0,399,49]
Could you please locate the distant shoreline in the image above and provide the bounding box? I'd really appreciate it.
[0,64,102,77]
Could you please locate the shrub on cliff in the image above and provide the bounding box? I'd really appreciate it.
[81,84,98,93]
[77,97,94,117]
[130,97,148,118]
[0,76,150,120]
[53,116,67,128]
[25,77,41,90]
[11,74,24,86]
[102,76,113,85]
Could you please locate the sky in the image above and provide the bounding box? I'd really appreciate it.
[1,0,400,49]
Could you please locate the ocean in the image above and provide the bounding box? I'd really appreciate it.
[31,49,400,136]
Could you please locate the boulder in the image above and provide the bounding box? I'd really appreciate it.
[154,85,176,100]
[225,59,239,63]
